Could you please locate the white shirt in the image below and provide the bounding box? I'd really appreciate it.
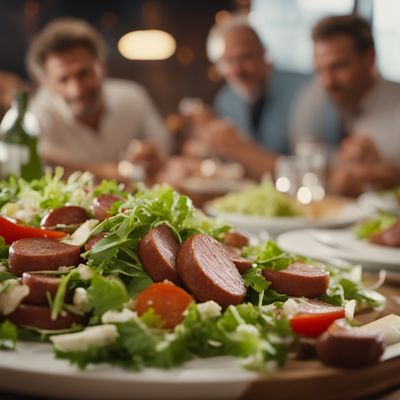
[290,77,400,166]
[30,78,170,163]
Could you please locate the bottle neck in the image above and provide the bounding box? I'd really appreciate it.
[13,91,28,123]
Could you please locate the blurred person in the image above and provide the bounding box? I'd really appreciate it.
[207,15,308,155]
[27,18,170,182]
[0,71,22,119]
[163,96,275,180]
[291,15,400,196]
[171,15,308,181]
[166,99,276,180]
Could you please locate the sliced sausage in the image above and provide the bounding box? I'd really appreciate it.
[316,319,385,367]
[369,219,400,247]
[7,304,88,330]
[84,232,107,252]
[138,224,181,285]
[223,245,252,274]
[295,299,345,315]
[176,233,246,308]
[21,273,61,306]
[262,262,329,298]
[41,206,88,228]
[223,231,249,249]
[9,238,81,276]
[92,194,124,221]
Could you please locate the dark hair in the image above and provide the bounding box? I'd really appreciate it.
[312,15,374,53]
[27,18,107,81]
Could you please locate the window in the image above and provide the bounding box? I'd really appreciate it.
[250,0,400,82]
[250,0,355,73]
[373,0,400,82]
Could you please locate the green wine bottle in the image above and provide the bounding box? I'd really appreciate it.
[0,90,42,181]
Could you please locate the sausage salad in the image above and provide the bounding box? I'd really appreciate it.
[0,171,392,372]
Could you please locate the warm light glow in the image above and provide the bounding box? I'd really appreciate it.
[311,186,326,201]
[215,10,231,24]
[118,30,176,60]
[297,186,313,205]
[276,177,291,193]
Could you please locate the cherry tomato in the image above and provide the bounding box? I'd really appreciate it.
[135,282,192,329]
[0,216,66,245]
[291,309,345,338]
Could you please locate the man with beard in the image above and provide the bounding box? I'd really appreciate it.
[171,16,306,181]
[27,18,169,181]
[205,16,307,156]
[291,15,400,196]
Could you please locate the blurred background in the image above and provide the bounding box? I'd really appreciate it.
[0,0,399,117]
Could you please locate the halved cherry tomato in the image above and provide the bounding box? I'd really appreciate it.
[291,309,345,338]
[135,282,192,329]
[0,216,66,245]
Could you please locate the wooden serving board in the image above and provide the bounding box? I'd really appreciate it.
[241,282,400,400]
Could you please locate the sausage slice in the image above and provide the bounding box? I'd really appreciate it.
[92,194,124,221]
[139,224,181,285]
[223,245,252,274]
[262,262,329,298]
[41,206,88,228]
[21,273,61,306]
[369,219,400,247]
[223,232,249,249]
[7,304,88,330]
[316,319,385,367]
[9,238,81,276]
[84,232,107,252]
[176,233,246,308]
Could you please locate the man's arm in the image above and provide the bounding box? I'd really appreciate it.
[195,119,277,180]
[329,136,400,196]
[42,152,130,184]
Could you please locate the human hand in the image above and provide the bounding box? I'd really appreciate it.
[195,119,247,160]
[338,135,381,164]
[328,162,377,197]
[155,156,202,187]
[123,139,165,179]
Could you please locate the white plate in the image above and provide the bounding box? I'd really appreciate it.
[277,228,400,271]
[2,341,400,400]
[206,203,369,236]
[358,192,400,214]
[0,342,257,399]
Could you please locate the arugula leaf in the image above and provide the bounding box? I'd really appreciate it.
[0,270,15,283]
[84,185,229,292]
[0,176,19,208]
[354,212,397,240]
[243,268,269,293]
[51,270,81,320]
[55,343,133,370]
[0,320,17,350]
[241,241,296,307]
[321,278,385,309]
[0,237,9,259]
[242,241,298,272]
[0,168,127,227]
[54,302,294,373]
[87,274,129,318]
[92,179,126,198]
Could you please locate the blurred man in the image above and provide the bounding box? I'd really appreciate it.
[207,15,307,155]
[173,15,307,181]
[27,18,170,181]
[291,15,400,196]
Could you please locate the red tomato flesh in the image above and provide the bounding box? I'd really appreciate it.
[291,310,346,338]
[0,216,66,244]
[135,282,193,329]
